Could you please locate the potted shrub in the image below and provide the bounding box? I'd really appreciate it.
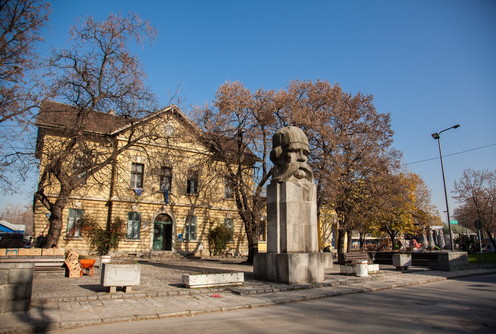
[81,216,125,261]
[207,224,233,256]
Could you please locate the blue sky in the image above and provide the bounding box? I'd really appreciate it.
[2,0,495,224]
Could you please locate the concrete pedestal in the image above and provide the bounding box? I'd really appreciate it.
[254,252,329,284]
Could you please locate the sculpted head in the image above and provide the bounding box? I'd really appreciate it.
[270,126,314,183]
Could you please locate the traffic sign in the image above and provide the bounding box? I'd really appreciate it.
[450,220,458,225]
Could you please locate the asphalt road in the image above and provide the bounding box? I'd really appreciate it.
[53,274,496,334]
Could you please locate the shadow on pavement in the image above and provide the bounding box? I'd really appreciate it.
[14,305,53,333]
[79,284,108,293]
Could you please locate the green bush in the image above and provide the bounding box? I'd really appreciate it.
[468,252,496,264]
[81,216,125,255]
[207,224,233,256]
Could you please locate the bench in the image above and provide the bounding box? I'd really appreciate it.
[0,256,65,271]
[338,252,373,265]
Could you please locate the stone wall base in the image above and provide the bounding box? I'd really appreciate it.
[0,263,34,313]
[254,252,330,284]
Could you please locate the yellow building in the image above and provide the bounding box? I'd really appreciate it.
[33,101,250,256]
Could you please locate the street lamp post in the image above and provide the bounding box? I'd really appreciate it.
[431,124,460,251]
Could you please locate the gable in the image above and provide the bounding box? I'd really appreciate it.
[115,105,211,153]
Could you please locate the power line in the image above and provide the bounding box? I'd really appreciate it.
[404,143,496,166]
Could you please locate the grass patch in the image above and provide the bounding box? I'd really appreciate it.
[468,253,496,264]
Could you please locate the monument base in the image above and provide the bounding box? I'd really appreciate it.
[254,252,332,284]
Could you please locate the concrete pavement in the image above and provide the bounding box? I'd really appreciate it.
[1,257,495,333]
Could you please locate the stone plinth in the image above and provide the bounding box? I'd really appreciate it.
[254,180,328,284]
[254,252,327,284]
[101,263,141,293]
[182,272,244,288]
[393,253,412,270]
[267,181,318,253]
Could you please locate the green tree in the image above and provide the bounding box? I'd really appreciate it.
[366,172,440,249]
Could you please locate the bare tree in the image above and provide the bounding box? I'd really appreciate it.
[35,14,157,247]
[195,80,407,258]
[453,169,496,250]
[275,80,400,253]
[0,0,50,124]
[194,82,279,263]
[0,0,50,192]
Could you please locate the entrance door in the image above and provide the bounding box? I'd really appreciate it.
[153,214,173,251]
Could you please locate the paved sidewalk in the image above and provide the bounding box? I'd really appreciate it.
[1,257,495,334]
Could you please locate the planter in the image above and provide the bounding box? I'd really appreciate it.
[182,272,244,288]
[393,253,412,270]
[340,263,380,275]
[355,260,368,277]
[100,255,111,266]
[101,263,141,293]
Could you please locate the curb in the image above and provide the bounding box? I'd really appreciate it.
[2,269,495,334]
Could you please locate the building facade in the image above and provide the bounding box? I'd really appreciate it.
[33,101,250,256]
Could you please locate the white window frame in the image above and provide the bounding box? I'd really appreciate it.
[184,215,197,241]
[127,212,141,239]
[66,208,84,237]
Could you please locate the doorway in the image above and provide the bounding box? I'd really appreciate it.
[153,214,173,251]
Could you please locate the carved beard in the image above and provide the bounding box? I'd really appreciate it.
[273,161,313,182]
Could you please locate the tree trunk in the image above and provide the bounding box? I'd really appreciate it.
[389,232,397,251]
[42,188,71,248]
[244,218,259,263]
[346,229,353,252]
[44,199,67,248]
[359,232,365,251]
[337,229,347,254]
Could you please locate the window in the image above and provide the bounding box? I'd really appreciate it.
[74,157,91,184]
[224,218,234,241]
[66,209,83,237]
[164,124,174,137]
[186,170,199,195]
[184,215,197,241]
[224,176,234,199]
[131,163,144,188]
[127,212,141,239]
[160,167,172,192]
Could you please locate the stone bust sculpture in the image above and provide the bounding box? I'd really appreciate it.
[270,126,314,183]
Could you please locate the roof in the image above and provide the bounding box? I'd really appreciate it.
[0,220,25,233]
[37,101,135,135]
[206,133,260,165]
[36,101,258,166]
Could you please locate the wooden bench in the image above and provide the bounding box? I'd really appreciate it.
[338,252,373,265]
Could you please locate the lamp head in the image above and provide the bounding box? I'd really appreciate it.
[453,124,460,129]
[431,133,440,140]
